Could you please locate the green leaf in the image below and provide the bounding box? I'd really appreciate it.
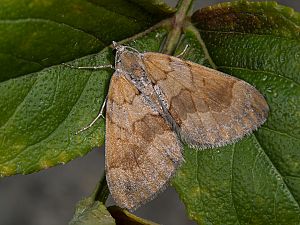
[0,0,172,176]
[70,176,159,225]
[1,0,300,224]
[69,196,115,225]
[172,1,300,224]
[0,0,173,82]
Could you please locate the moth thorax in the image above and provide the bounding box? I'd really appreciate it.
[118,51,144,79]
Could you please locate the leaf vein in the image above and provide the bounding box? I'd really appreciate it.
[253,134,300,209]
[285,175,300,179]
[0,77,38,129]
[3,73,92,165]
[261,126,299,140]
[218,66,300,86]
[230,144,241,224]
[278,13,300,29]
[273,183,279,225]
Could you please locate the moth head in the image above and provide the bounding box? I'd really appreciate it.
[112,41,126,52]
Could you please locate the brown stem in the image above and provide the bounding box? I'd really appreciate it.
[163,0,194,54]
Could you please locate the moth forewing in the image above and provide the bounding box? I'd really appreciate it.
[142,52,269,149]
[105,73,183,211]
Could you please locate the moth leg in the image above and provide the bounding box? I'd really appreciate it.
[175,44,189,58]
[62,63,114,70]
[76,97,107,135]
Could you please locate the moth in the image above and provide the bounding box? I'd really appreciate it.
[74,42,269,211]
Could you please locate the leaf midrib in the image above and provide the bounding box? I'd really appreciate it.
[199,29,300,41]
[0,52,43,67]
[0,18,105,45]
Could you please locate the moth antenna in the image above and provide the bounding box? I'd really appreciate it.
[124,45,141,54]
[76,97,107,135]
[62,63,114,70]
[175,44,189,58]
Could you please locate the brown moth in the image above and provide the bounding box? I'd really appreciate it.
[104,42,269,211]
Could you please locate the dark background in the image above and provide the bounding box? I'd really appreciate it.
[1,1,299,225]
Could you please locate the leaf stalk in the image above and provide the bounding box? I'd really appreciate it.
[163,0,195,54]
